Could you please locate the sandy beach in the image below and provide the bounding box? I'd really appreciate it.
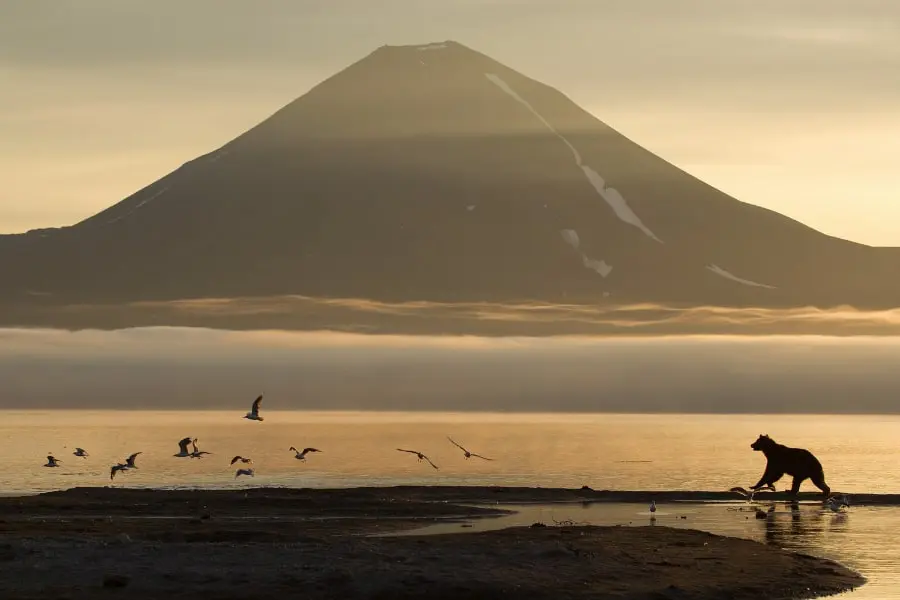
[0,486,863,599]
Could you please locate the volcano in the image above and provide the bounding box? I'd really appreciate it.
[2,41,899,329]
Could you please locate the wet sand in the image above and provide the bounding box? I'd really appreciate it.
[0,486,864,599]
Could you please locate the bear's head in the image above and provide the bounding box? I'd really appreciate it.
[751,434,775,451]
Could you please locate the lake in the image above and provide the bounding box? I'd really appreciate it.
[3,410,900,596]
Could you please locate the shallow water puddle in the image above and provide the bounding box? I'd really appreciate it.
[387,500,900,599]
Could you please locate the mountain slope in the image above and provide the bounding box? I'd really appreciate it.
[1,40,898,316]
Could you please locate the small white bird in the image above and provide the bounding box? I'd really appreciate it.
[124,452,142,469]
[174,437,193,457]
[397,448,439,470]
[110,463,129,480]
[230,455,252,465]
[244,394,264,422]
[235,468,255,479]
[447,437,494,461]
[73,448,89,458]
[290,446,321,461]
[44,455,61,468]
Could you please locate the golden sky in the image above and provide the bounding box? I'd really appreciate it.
[2,1,898,245]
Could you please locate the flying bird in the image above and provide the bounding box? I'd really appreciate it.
[244,394,264,422]
[124,452,142,469]
[729,485,776,502]
[290,447,321,461]
[73,448,89,458]
[190,439,212,459]
[447,437,494,461]
[235,468,255,479]
[174,437,193,457]
[397,448,439,470]
[230,456,253,465]
[44,455,61,468]
[110,463,129,480]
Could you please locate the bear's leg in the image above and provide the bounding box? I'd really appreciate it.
[789,475,807,496]
[810,471,831,499]
[752,470,783,489]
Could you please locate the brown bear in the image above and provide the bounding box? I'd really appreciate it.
[749,434,831,498]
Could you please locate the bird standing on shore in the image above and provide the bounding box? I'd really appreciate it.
[290,447,321,461]
[447,437,494,461]
[649,500,657,515]
[174,437,193,457]
[244,394,264,422]
[235,468,255,478]
[397,448,439,470]
[44,455,61,468]
[73,448,89,458]
[230,456,252,465]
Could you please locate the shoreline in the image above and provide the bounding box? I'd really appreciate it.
[1,485,892,505]
[0,486,865,599]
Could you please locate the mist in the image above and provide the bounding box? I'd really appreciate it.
[2,327,899,413]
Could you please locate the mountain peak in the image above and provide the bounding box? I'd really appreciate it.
[1,42,898,325]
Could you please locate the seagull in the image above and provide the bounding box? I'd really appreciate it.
[110,463,129,480]
[44,455,61,468]
[244,394,264,422]
[174,437,193,457]
[235,468,255,479]
[729,485,776,502]
[190,439,212,459]
[397,448,439,470]
[826,494,851,512]
[124,452,142,469]
[73,448,89,458]
[230,456,253,465]
[289,447,321,461]
[447,437,494,461]
[649,500,657,514]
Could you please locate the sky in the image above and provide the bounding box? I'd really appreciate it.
[2,1,898,245]
[3,328,900,412]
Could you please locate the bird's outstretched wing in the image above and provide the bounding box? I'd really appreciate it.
[469,452,494,461]
[447,437,468,452]
[423,455,439,470]
[251,394,263,414]
[127,452,142,462]
[178,437,192,452]
[303,448,321,454]
[230,456,242,465]
[396,448,418,455]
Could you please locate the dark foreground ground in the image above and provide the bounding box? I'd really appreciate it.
[0,486,863,600]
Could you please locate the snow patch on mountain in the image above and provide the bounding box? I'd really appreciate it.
[107,186,170,224]
[706,264,777,289]
[560,229,613,278]
[486,73,661,244]
[417,43,447,51]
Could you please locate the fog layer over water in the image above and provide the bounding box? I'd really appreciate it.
[2,328,899,412]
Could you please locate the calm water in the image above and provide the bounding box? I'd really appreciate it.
[4,411,900,494]
[3,411,900,597]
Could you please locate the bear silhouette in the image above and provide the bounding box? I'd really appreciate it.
[750,434,831,499]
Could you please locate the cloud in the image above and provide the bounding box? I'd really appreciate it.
[2,324,900,413]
